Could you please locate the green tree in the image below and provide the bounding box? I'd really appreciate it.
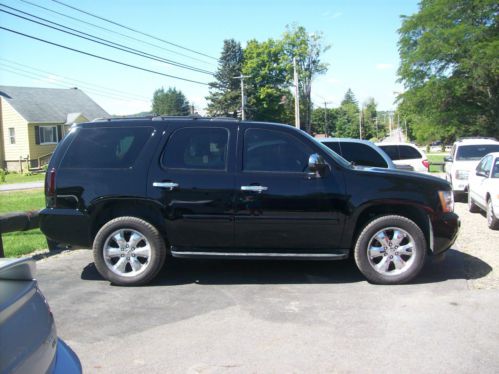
[152,87,190,116]
[206,39,244,117]
[311,106,337,136]
[336,89,360,138]
[398,0,499,142]
[282,24,330,132]
[242,39,293,123]
[362,98,378,140]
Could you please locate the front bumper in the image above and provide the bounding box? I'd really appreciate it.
[431,212,460,255]
[52,339,82,374]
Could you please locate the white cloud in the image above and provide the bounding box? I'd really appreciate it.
[322,10,342,19]
[375,63,394,70]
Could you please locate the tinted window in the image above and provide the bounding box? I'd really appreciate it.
[323,141,388,167]
[379,145,421,160]
[244,129,312,172]
[162,127,228,170]
[61,127,152,169]
[322,142,342,155]
[456,144,499,161]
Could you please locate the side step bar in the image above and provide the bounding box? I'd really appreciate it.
[171,249,349,260]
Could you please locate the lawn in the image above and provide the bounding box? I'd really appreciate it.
[0,189,47,257]
[1,172,45,184]
[427,153,446,173]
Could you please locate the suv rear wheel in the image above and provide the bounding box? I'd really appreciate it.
[354,215,427,284]
[93,217,166,286]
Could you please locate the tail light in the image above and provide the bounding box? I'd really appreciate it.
[46,168,56,208]
[422,159,429,170]
[48,168,56,195]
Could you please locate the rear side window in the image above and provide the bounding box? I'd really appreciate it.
[243,128,312,172]
[323,142,388,168]
[162,127,228,170]
[61,127,152,169]
[380,145,421,160]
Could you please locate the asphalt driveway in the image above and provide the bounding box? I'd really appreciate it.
[36,245,499,373]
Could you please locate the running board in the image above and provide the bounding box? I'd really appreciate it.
[170,249,349,260]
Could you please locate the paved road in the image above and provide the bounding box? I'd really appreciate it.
[0,181,43,191]
[36,247,499,373]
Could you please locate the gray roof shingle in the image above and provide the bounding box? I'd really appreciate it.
[0,85,109,123]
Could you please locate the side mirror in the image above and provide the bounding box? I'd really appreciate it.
[476,170,487,178]
[308,153,328,175]
[444,156,453,162]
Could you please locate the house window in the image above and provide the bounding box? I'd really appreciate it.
[39,126,58,144]
[8,128,15,144]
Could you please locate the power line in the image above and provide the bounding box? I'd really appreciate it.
[0,65,150,104]
[0,60,150,102]
[0,26,210,86]
[17,0,216,66]
[0,5,214,75]
[0,57,149,101]
[50,0,218,61]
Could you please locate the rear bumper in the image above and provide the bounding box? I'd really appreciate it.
[39,208,92,248]
[431,212,460,255]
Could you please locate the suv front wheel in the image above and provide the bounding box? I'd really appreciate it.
[354,215,427,284]
[93,217,166,286]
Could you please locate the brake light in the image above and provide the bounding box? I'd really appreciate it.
[422,159,429,170]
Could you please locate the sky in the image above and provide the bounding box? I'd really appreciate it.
[0,0,420,115]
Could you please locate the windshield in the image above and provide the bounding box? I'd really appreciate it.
[456,144,499,161]
[300,131,352,168]
[493,159,499,178]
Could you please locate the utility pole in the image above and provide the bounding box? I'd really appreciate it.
[233,74,250,120]
[293,57,300,129]
[359,106,363,140]
[322,100,332,136]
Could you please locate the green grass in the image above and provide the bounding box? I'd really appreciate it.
[1,172,45,184]
[427,153,447,173]
[0,190,47,257]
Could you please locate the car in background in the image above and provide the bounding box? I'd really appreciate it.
[444,138,499,199]
[0,258,82,374]
[467,152,499,229]
[376,142,429,173]
[319,138,396,169]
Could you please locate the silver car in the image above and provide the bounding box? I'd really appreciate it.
[0,258,82,374]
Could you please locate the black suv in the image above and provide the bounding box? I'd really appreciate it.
[40,117,459,286]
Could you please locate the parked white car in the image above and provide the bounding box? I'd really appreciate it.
[376,142,429,173]
[467,152,499,229]
[444,138,499,199]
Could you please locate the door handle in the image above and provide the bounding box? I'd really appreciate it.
[153,182,179,190]
[241,185,268,193]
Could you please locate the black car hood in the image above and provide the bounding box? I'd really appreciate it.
[354,166,451,189]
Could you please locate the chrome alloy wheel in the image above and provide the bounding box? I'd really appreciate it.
[367,227,416,276]
[103,229,151,277]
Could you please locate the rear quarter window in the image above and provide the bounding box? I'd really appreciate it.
[60,127,153,169]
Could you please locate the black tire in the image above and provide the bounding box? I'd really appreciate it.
[468,192,480,213]
[354,215,427,285]
[487,199,499,230]
[93,216,166,286]
[453,191,465,202]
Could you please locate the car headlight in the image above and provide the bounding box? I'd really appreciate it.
[438,190,454,213]
[455,170,469,180]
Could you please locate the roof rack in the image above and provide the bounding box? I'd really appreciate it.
[91,115,243,123]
